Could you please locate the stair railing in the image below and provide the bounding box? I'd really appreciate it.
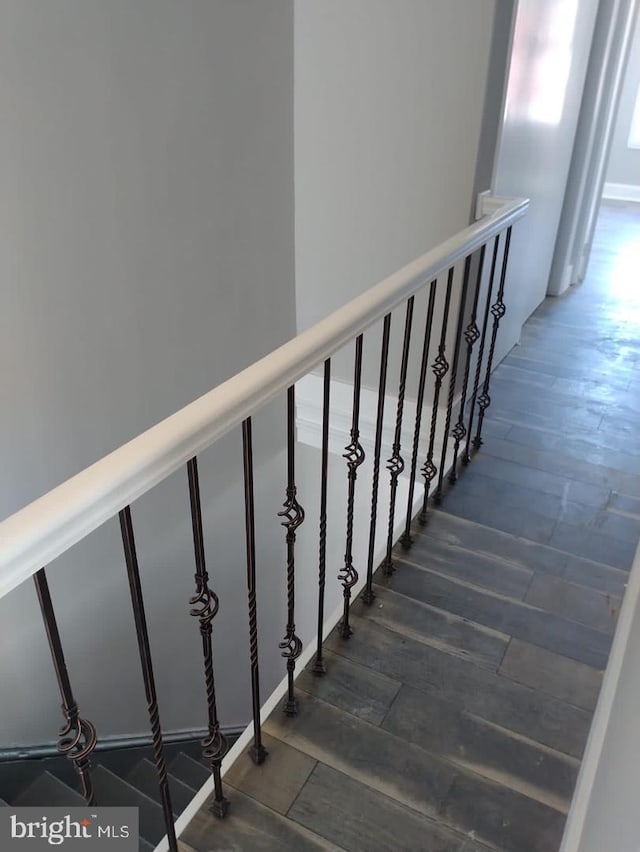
[0,196,528,851]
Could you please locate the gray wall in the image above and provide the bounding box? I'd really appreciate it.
[0,0,295,746]
[294,0,498,343]
[605,8,640,188]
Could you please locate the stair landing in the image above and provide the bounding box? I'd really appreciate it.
[183,512,610,852]
[180,202,640,851]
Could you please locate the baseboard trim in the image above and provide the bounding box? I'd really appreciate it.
[295,373,462,463]
[0,724,246,763]
[602,182,640,203]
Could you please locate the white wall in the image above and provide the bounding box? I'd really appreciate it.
[491,0,599,364]
[549,0,639,297]
[294,0,498,345]
[561,538,640,852]
[0,0,295,746]
[605,9,640,197]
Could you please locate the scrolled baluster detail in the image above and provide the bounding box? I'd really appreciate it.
[473,226,513,449]
[382,298,414,576]
[449,245,486,483]
[434,257,472,504]
[363,314,392,604]
[464,235,501,465]
[33,568,98,806]
[278,385,305,716]
[419,269,454,524]
[339,336,365,638]
[401,281,437,549]
[58,710,98,804]
[186,457,229,817]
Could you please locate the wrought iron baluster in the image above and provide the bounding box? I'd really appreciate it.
[278,386,305,716]
[119,507,177,852]
[464,234,501,465]
[313,360,332,672]
[382,298,414,576]
[33,569,97,806]
[473,226,513,449]
[419,268,454,524]
[339,336,365,637]
[434,257,472,503]
[186,457,229,817]
[242,417,268,763]
[400,281,437,549]
[449,245,486,482]
[363,314,391,605]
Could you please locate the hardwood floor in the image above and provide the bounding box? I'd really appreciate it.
[182,202,640,851]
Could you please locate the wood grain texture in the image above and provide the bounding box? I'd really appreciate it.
[414,510,629,596]
[326,616,592,758]
[525,574,621,635]
[379,560,611,668]
[396,533,532,599]
[296,651,401,726]
[354,584,509,668]
[181,788,342,852]
[225,733,316,815]
[382,684,579,813]
[267,693,564,852]
[289,762,494,852]
[499,639,603,712]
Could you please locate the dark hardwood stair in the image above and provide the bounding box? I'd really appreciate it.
[2,203,638,851]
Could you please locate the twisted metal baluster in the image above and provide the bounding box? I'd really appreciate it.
[242,418,268,763]
[418,268,454,523]
[449,245,486,483]
[33,569,97,806]
[339,336,365,638]
[474,226,513,449]
[382,298,414,575]
[363,314,391,605]
[400,281,437,548]
[314,360,332,672]
[119,507,177,851]
[186,457,229,817]
[434,257,471,504]
[464,235,500,465]
[278,386,305,716]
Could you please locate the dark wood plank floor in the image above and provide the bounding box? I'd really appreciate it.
[183,202,640,851]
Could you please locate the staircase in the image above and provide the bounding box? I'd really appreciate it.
[0,197,546,852]
[1,201,639,850]
[176,497,618,852]
[0,740,235,851]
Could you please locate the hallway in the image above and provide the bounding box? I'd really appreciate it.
[180,202,640,851]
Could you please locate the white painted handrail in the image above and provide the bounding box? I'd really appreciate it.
[0,197,528,599]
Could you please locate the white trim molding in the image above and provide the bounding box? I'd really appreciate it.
[295,373,463,478]
[475,190,516,221]
[560,539,640,852]
[602,181,640,202]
